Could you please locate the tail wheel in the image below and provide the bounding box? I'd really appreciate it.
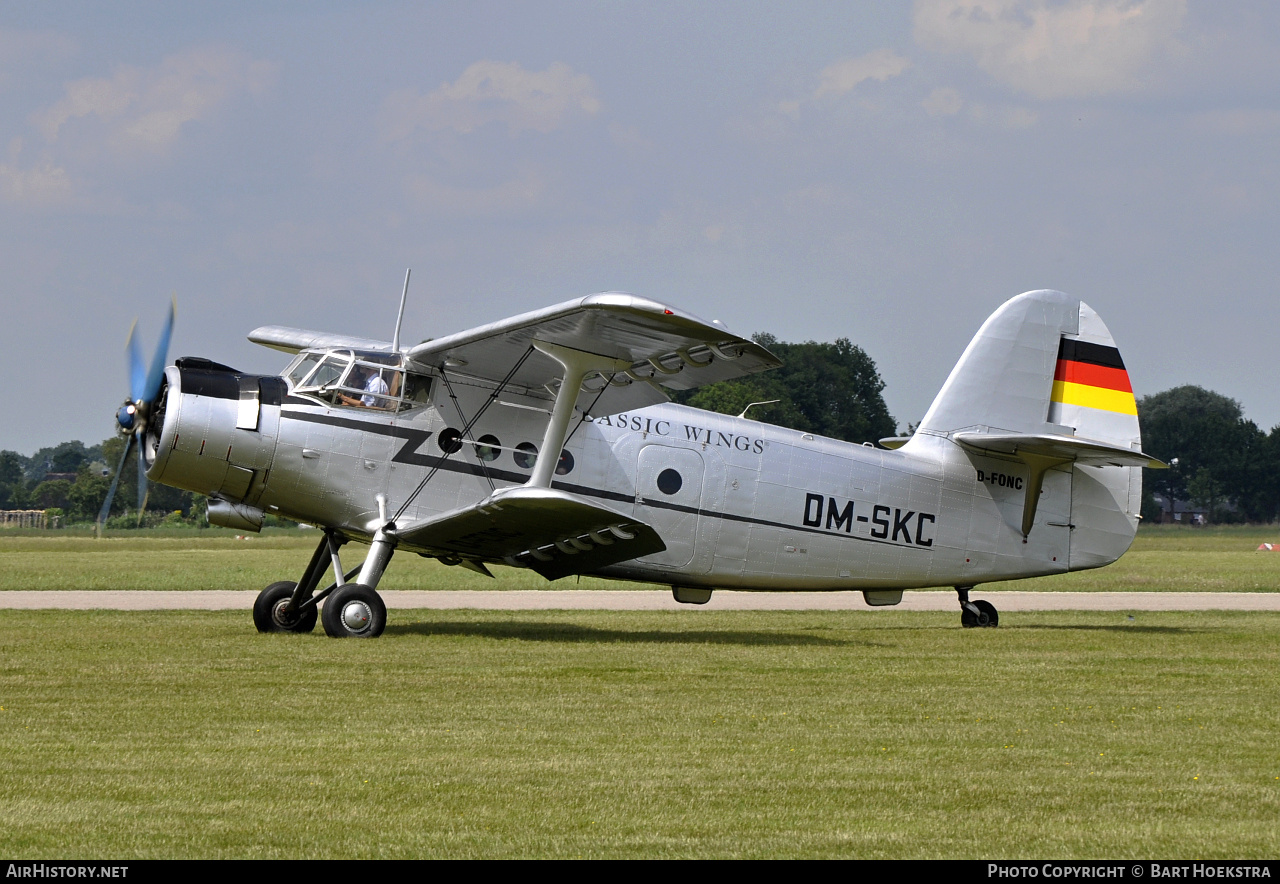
[321,584,387,638]
[962,599,999,628]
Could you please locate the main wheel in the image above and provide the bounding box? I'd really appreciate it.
[321,584,387,638]
[253,581,318,633]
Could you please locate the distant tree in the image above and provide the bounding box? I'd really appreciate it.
[0,450,26,509]
[0,451,24,486]
[26,440,102,483]
[1139,386,1276,522]
[677,335,896,444]
[67,466,114,522]
[31,478,72,511]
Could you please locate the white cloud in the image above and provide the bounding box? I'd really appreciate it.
[813,50,912,100]
[34,46,274,153]
[913,0,1187,99]
[0,160,71,206]
[0,139,71,206]
[381,60,601,140]
[922,87,964,116]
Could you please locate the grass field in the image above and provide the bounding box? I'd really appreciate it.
[3,523,1280,593]
[0,526,1278,858]
[0,609,1276,858]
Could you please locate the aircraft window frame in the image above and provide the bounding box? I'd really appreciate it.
[286,348,417,412]
[285,353,323,388]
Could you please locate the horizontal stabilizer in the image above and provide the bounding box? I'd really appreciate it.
[394,485,666,581]
[954,431,1164,539]
[952,432,1166,469]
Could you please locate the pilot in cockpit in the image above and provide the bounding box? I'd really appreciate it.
[338,366,390,409]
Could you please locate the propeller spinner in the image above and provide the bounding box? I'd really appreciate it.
[97,301,175,535]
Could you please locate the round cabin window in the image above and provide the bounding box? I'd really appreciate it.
[656,468,683,495]
[555,450,574,476]
[513,442,539,470]
[474,434,501,462]
[438,427,463,454]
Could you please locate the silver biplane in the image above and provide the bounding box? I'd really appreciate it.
[106,284,1162,637]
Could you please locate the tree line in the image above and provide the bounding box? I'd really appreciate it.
[1,340,1272,527]
[0,438,199,527]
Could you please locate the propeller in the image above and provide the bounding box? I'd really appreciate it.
[97,300,175,536]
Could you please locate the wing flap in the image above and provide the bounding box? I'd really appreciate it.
[395,485,666,581]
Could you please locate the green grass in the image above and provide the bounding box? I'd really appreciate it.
[986,524,1280,593]
[0,610,1276,858]
[4,524,1280,592]
[0,530,617,592]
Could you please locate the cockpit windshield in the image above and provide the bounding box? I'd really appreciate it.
[282,349,431,411]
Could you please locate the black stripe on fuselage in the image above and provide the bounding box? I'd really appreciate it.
[281,409,438,467]
[1057,337,1125,370]
[279,408,926,551]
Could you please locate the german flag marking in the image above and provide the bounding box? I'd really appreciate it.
[1053,337,1136,415]
[1053,360,1132,393]
[1051,380,1138,415]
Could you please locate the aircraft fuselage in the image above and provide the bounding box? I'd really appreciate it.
[149,358,1135,595]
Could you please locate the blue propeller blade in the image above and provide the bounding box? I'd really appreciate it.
[127,320,146,403]
[96,434,134,536]
[142,300,175,404]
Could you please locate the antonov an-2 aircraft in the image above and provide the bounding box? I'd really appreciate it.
[106,286,1162,637]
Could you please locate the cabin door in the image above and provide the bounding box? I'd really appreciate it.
[634,444,706,569]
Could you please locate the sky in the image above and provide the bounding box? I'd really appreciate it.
[3,1,1279,454]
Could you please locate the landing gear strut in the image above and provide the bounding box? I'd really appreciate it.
[253,527,395,638]
[956,585,998,628]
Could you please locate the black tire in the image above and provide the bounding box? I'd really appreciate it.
[321,584,387,638]
[974,599,999,628]
[253,581,318,634]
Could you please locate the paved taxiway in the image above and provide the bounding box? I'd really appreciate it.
[2,590,1278,611]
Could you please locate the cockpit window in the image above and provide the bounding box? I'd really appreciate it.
[286,354,322,387]
[283,349,431,412]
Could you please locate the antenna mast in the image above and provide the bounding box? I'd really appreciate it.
[392,268,410,352]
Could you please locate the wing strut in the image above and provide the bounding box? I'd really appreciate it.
[527,341,631,488]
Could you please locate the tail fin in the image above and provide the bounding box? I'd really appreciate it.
[916,289,1140,446]
[912,290,1162,563]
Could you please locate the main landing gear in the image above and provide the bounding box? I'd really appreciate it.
[956,585,998,628]
[253,527,395,638]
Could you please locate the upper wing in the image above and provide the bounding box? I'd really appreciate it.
[248,292,781,416]
[247,327,394,355]
[395,485,665,581]
[404,292,781,414]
